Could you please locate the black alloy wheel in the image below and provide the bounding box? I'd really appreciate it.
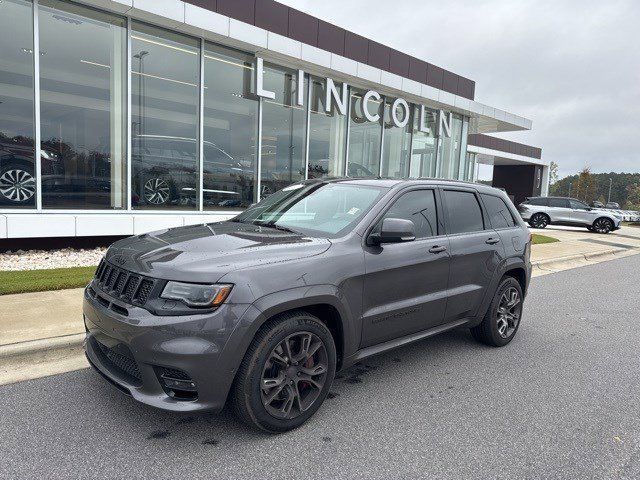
[529,213,549,229]
[471,276,524,347]
[592,218,613,234]
[231,311,336,432]
[260,332,329,420]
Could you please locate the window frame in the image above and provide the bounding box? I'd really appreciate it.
[440,187,488,236]
[480,193,518,230]
[364,185,445,243]
[548,197,570,209]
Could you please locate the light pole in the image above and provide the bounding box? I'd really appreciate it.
[607,177,613,205]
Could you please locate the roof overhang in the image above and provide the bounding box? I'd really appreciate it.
[469,145,548,167]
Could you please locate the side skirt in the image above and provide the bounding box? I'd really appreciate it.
[340,319,469,370]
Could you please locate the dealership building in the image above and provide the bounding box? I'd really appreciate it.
[0,0,546,240]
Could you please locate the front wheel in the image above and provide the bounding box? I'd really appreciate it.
[592,218,613,234]
[231,311,336,433]
[471,277,524,347]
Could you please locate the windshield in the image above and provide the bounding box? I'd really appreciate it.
[233,182,387,238]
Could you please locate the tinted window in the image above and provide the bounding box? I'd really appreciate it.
[482,194,516,228]
[380,190,438,239]
[444,190,484,234]
[548,198,569,208]
[569,199,589,210]
[527,197,547,206]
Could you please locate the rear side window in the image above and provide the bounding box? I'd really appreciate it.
[527,197,547,206]
[443,190,484,234]
[482,194,516,228]
[548,198,569,208]
[381,190,438,239]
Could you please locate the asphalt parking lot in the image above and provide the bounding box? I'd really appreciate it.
[2,255,640,479]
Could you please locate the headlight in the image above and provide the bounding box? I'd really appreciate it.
[161,281,232,308]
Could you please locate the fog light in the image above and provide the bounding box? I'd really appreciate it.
[155,366,198,400]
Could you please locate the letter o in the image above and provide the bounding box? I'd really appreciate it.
[391,98,410,128]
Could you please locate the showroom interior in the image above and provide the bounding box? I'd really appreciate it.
[0,0,545,240]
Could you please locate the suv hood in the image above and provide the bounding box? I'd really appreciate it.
[104,221,331,283]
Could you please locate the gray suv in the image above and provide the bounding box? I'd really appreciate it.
[518,196,621,233]
[84,179,532,432]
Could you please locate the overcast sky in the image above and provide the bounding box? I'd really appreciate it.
[280,0,640,178]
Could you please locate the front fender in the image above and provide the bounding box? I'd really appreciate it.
[213,285,356,408]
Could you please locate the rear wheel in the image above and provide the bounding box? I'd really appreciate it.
[529,213,549,229]
[592,217,613,234]
[231,311,336,433]
[471,276,523,347]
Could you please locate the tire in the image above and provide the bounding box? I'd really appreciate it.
[470,276,524,347]
[0,162,36,205]
[231,311,336,433]
[592,217,613,234]
[528,213,549,229]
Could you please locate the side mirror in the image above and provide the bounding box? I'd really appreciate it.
[369,218,416,245]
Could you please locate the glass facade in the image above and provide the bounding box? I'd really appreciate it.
[0,0,35,208]
[202,43,257,210]
[437,113,463,179]
[260,63,306,197]
[348,88,382,177]
[0,0,474,213]
[409,106,438,178]
[131,23,200,210]
[380,98,411,178]
[38,0,127,209]
[307,77,347,178]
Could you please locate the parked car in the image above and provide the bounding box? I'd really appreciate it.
[84,179,531,432]
[591,201,605,208]
[518,196,622,233]
[131,135,255,208]
[0,136,64,206]
[606,202,620,209]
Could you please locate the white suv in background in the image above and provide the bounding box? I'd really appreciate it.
[518,196,622,234]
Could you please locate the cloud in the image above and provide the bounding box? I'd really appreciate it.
[279,0,640,177]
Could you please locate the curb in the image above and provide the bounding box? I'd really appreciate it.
[532,246,639,271]
[0,333,85,360]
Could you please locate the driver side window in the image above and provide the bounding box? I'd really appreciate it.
[378,190,438,239]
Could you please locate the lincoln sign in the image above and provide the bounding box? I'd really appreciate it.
[254,57,452,138]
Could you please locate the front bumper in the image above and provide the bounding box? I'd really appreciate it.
[83,284,252,412]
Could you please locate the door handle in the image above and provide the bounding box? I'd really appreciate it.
[429,245,447,253]
[485,237,501,245]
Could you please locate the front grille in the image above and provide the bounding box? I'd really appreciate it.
[94,259,156,306]
[136,280,154,304]
[95,339,142,385]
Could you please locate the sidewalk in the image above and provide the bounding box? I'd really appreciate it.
[1,225,640,385]
[530,225,640,276]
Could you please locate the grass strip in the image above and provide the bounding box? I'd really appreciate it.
[0,266,97,295]
[532,233,560,245]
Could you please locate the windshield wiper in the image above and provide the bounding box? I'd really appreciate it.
[253,220,300,235]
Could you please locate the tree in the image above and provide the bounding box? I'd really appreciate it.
[627,183,640,210]
[572,167,596,202]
